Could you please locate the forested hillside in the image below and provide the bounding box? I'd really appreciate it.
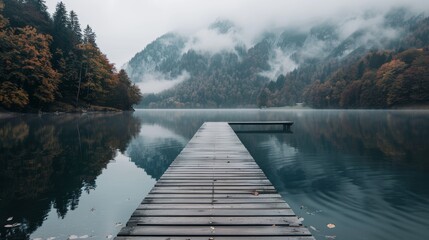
[0,0,141,112]
[258,16,429,109]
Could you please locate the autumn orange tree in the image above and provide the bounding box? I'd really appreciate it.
[0,1,59,110]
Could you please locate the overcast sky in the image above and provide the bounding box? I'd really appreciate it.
[45,0,429,67]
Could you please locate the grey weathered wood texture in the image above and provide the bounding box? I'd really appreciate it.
[116,122,313,240]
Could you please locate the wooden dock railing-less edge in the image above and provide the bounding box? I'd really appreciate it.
[115,122,314,240]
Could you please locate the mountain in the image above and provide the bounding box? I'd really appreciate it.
[125,8,428,108]
[259,14,429,108]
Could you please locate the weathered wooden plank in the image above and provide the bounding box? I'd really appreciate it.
[142,198,285,204]
[131,209,296,217]
[154,184,273,188]
[156,181,271,184]
[147,191,278,195]
[165,170,264,173]
[162,173,266,176]
[137,203,290,209]
[163,175,266,181]
[150,186,275,190]
[118,225,310,236]
[116,237,314,240]
[144,193,283,198]
[127,216,301,226]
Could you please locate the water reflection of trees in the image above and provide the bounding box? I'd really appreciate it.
[292,111,429,165]
[238,110,429,206]
[128,138,185,180]
[0,113,141,240]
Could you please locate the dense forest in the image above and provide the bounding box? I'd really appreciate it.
[0,0,141,112]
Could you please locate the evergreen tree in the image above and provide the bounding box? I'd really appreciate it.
[83,25,96,46]
[28,0,49,19]
[68,10,82,45]
[52,2,72,53]
[109,70,142,110]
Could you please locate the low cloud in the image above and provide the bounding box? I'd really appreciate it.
[136,71,190,94]
[260,48,298,80]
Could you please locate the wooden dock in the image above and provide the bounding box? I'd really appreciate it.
[116,122,314,240]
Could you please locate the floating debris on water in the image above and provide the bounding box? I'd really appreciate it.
[298,217,304,222]
[4,223,21,228]
[7,217,13,221]
[327,223,336,229]
[115,222,123,227]
[106,235,113,239]
[325,235,336,239]
[310,225,319,232]
[68,235,79,240]
[300,205,323,215]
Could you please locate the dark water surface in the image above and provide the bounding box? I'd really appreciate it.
[1,109,428,240]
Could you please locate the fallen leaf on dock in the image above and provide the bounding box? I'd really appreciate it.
[252,190,259,196]
[327,223,336,229]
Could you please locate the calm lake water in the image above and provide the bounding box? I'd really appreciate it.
[1,109,429,240]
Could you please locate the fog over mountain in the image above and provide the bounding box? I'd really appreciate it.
[126,5,427,98]
[45,0,429,66]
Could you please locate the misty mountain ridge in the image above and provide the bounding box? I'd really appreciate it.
[125,7,427,108]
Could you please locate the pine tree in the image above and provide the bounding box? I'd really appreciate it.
[52,2,72,53]
[68,10,82,45]
[83,25,97,46]
[28,0,49,19]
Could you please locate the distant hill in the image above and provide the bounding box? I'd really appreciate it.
[126,8,428,109]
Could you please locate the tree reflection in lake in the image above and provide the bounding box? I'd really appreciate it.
[0,113,140,240]
[1,109,428,240]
